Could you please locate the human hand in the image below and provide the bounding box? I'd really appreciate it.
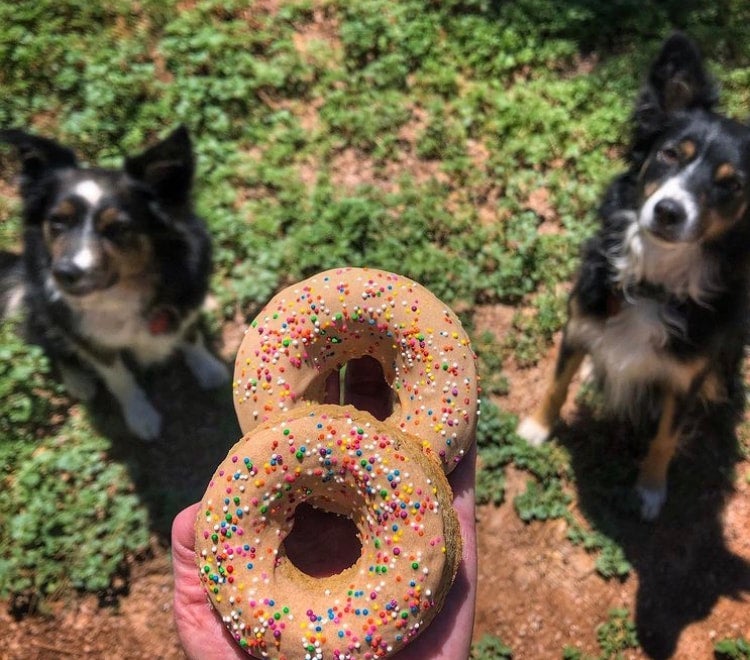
[172,357,477,660]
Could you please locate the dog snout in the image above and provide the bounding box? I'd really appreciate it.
[653,198,686,228]
[52,259,87,289]
[52,251,114,295]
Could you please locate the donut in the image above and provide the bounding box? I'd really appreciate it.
[233,267,478,473]
[195,404,461,659]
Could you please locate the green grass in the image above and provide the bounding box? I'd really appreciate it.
[563,608,639,660]
[1,0,750,652]
[715,637,750,660]
[0,320,150,608]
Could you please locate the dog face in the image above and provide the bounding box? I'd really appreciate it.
[637,114,750,244]
[40,170,156,296]
[631,33,750,247]
[0,126,194,299]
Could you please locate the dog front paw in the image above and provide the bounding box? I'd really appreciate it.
[635,483,667,521]
[517,417,551,447]
[122,391,162,441]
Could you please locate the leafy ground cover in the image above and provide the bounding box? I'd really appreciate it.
[1,0,750,658]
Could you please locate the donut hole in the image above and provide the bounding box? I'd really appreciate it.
[281,502,362,577]
[323,356,394,421]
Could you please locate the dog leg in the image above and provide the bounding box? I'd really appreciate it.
[517,343,585,446]
[636,391,678,520]
[58,362,97,402]
[92,356,162,441]
[181,333,229,389]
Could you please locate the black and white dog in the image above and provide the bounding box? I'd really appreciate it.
[0,126,228,440]
[518,34,750,519]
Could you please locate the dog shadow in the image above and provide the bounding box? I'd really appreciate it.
[86,353,241,538]
[554,397,750,660]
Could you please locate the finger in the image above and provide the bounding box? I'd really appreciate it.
[171,504,247,660]
[392,443,477,660]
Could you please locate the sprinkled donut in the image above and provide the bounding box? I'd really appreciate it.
[195,404,461,659]
[233,267,478,473]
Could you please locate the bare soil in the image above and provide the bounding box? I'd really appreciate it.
[2,314,749,660]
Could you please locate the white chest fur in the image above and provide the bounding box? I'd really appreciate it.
[60,282,189,366]
[567,297,693,411]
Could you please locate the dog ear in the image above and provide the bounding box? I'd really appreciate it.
[628,33,718,167]
[125,125,194,206]
[0,129,78,183]
[637,33,717,123]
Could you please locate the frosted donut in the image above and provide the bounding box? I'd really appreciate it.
[195,404,461,659]
[233,267,478,473]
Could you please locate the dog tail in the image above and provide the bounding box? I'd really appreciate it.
[0,251,25,319]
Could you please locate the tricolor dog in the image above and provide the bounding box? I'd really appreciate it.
[518,34,750,519]
[0,126,228,440]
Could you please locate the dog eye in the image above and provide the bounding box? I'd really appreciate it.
[47,214,75,234]
[657,146,680,166]
[716,176,743,195]
[102,220,134,241]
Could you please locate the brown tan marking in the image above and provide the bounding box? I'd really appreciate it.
[643,181,659,198]
[52,199,77,218]
[105,235,156,291]
[97,206,121,229]
[679,139,696,161]
[714,162,736,182]
[702,204,747,242]
[637,391,678,494]
[526,349,585,433]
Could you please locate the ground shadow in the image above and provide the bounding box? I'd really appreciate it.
[86,351,241,539]
[555,397,750,660]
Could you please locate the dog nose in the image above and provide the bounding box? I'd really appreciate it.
[52,260,85,287]
[653,198,686,227]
